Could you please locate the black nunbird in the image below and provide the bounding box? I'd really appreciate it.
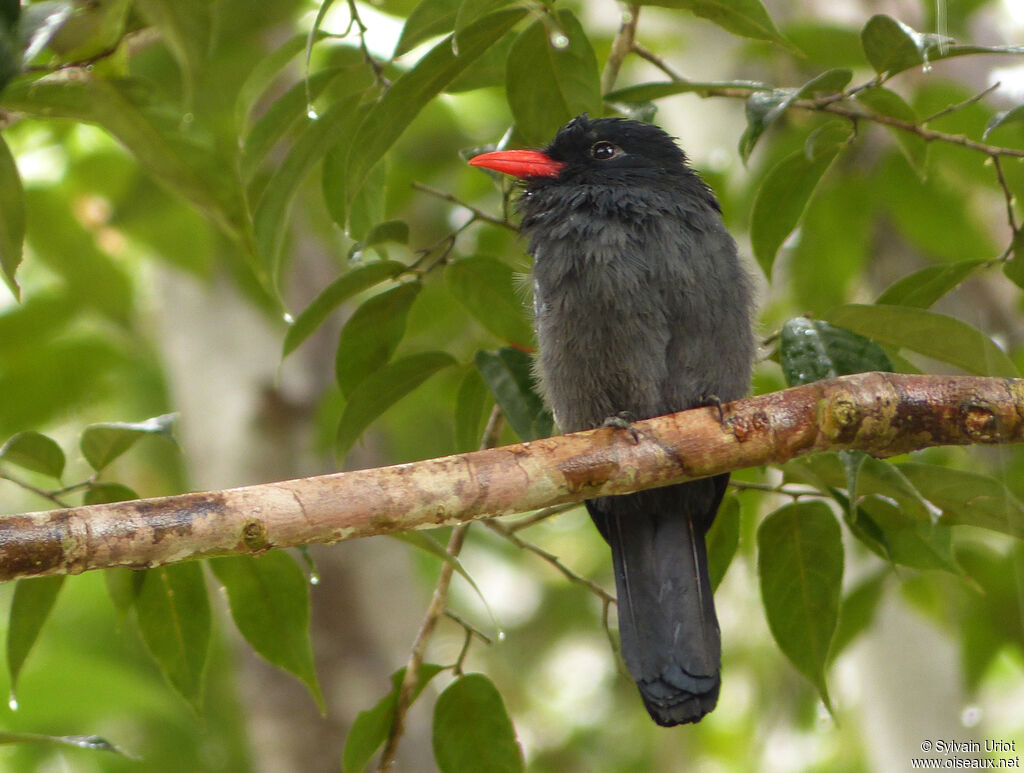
[469,115,755,725]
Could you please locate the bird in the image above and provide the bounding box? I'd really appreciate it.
[468,115,755,726]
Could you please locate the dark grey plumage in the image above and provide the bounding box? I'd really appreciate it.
[518,116,755,725]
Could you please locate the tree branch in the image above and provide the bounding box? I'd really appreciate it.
[2,373,1023,581]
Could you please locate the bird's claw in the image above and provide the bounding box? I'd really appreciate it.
[602,412,641,444]
[700,394,726,423]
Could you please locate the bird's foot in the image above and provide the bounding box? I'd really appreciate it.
[601,411,641,444]
[699,394,726,423]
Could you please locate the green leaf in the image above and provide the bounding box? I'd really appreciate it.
[342,664,446,773]
[283,260,406,358]
[455,0,514,45]
[104,567,144,615]
[253,90,368,282]
[209,552,324,711]
[855,455,931,520]
[433,673,523,773]
[390,532,496,622]
[605,79,768,104]
[241,65,357,182]
[984,103,1024,139]
[336,352,456,458]
[1006,230,1024,290]
[857,495,958,573]
[0,78,239,236]
[861,14,1024,79]
[84,482,139,505]
[0,431,65,478]
[475,348,552,440]
[779,316,893,387]
[707,494,740,591]
[750,145,842,275]
[345,8,526,207]
[0,730,129,755]
[875,259,985,308]
[395,0,460,57]
[824,304,1019,377]
[830,570,886,662]
[135,562,210,710]
[361,220,410,249]
[757,501,842,710]
[506,9,601,147]
[454,366,492,452]
[445,257,532,347]
[7,576,65,695]
[235,33,318,135]
[335,283,422,397]
[856,87,927,176]
[636,0,792,49]
[134,0,211,101]
[898,463,1024,539]
[81,413,177,471]
[738,69,852,161]
[0,132,23,297]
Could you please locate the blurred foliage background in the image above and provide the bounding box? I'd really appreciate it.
[1,0,1024,771]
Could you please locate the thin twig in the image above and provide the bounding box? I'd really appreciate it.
[728,479,818,499]
[346,0,390,88]
[921,82,1001,125]
[484,519,616,605]
[630,41,683,81]
[0,472,70,508]
[444,609,493,646]
[992,156,1019,236]
[506,502,579,532]
[378,406,503,770]
[411,182,518,230]
[602,5,640,94]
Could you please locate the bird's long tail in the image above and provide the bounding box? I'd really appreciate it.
[587,474,727,726]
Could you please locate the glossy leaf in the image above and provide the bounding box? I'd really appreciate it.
[395,0,459,57]
[984,103,1024,139]
[0,431,65,478]
[336,352,456,458]
[636,0,792,49]
[235,33,317,134]
[898,463,1024,539]
[283,260,406,358]
[779,316,893,386]
[240,66,356,182]
[345,8,526,207]
[135,562,210,710]
[475,348,552,440]
[856,495,958,573]
[455,0,514,44]
[750,144,842,275]
[433,673,523,773]
[0,132,23,297]
[861,14,1024,79]
[707,494,740,591]
[342,664,446,773]
[0,730,128,754]
[856,87,927,176]
[81,413,177,471]
[506,9,601,146]
[335,282,422,396]
[454,366,492,452]
[445,257,532,347]
[1006,230,1024,290]
[757,501,842,710]
[7,576,65,694]
[875,260,985,308]
[253,92,366,281]
[738,68,851,160]
[210,552,324,710]
[84,482,139,505]
[824,304,1019,377]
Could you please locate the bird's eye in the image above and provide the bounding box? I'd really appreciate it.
[590,141,620,160]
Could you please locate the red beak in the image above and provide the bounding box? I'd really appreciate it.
[468,149,566,179]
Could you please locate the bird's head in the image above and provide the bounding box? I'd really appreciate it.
[469,115,689,186]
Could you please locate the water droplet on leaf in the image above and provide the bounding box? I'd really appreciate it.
[550,33,569,49]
